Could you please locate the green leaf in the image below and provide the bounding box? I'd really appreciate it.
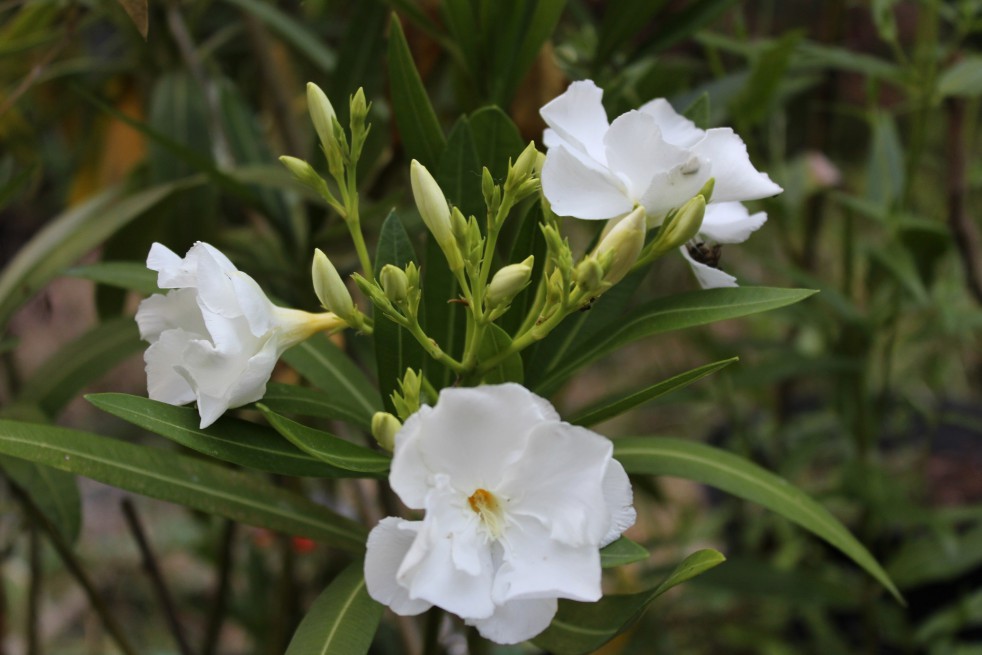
[373,211,425,413]
[66,261,160,294]
[476,324,523,384]
[258,406,391,476]
[594,0,667,69]
[0,455,81,544]
[535,287,816,395]
[0,419,366,552]
[796,41,901,81]
[571,357,738,426]
[221,0,336,73]
[16,318,143,418]
[0,178,199,329]
[600,537,649,569]
[420,236,466,389]
[682,92,710,130]
[614,437,902,602]
[886,523,982,589]
[388,15,446,168]
[261,382,370,428]
[730,31,802,126]
[494,0,566,107]
[86,393,350,478]
[282,335,382,427]
[938,56,982,98]
[867,112,905,209]
[437,117,484,219]
[533,549,725,654]
[468,106,525,182]
[285,558,382,655]
[637,0,739,56]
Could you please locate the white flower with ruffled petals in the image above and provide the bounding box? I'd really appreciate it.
[135,242,344,428]
[364,383,636,645]
[680,201,768,288]
[539,80,781,222]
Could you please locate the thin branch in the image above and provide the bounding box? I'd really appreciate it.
[9,484,138,655]
[200,520,236,655]
[120,498,194,655]
[27,522,40,655]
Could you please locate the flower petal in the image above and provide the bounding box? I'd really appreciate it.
[600,459,636,547]
[230,272,275,337]
[541,145,633,220]
[365,518,432,616]
[603,111,691,201]
[144,329,196,406]
[539,80,609,164]
[680,246,738,288]
[637,157,712,219]
[146,243,188,287]
[501,422,613,546]
[638,98,705,149]
[494,514,602,604]
[467,597,558,645]
[691,128,782,202]
[390,384,559,508]
[699,202,767,244]
[135,289,208,342]
[192,244,243,318]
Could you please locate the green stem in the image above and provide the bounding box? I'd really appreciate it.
[345,171,374,278]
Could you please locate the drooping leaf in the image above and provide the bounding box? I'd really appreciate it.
[0,455,81,544]
[570,357,738,426]
[0,419,366,552]
[533,549,726,654]
[387,15,445,168]
[0,179,199,328]
[614,437,902,602]
[730,31,802,126]
[17,319,143,418]
[66,261,160,294]
[87,393,352,478]
[535,287,816,394]
[259,406,391,476]
[284,558,382,655]
[261,382,370,428]
[282,335,382,426]
[221,0,336,73]
[600,537,649,569]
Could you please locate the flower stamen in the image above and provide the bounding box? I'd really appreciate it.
[468,488,505,539]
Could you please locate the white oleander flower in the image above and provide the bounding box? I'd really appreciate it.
[680,201,768,288]
[364,383,636,645]
[136,242,344,428]
[539,80,781,222]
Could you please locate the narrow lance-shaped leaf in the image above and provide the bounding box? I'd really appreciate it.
[0,455,81,544]
[571,357,738,426]
[0,419,367,552]
[284,558,382,655]
[260,382,369,428]
[599,537,649,569]
[258,405,391,476]
[533,549,726,654]
[614,436,903,602]
[87,393,352,478]
[66,261,161,294]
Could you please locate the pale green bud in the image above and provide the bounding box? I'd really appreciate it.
[410,160,463,271]
[306,82,337,153]
[594,207,647,285]
[280,156,330,198]
[391,368,423,420]
[573,256,605,295]
[481,167,495,209]
[371,411,401,451]
[697,177,715,204]
[312,249,354,318]
[654,195,706,252]
[486,256,534,314]
[349,88,370,162]
[380,264,409,304]
[505,142,539,191]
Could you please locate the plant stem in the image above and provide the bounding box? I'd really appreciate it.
[121,499,194,655]
[27,520,40,655]
[10,484,138,655]
[201,520,236,655]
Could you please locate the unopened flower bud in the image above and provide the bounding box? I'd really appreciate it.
[594,207,646,285]
[410,160,463,271]
[350,88,368,132]
[697,177,715,204]
[312,249,354,318]
[380,264,409,304]
[279,156,330,198]
[481,167,495,208]
[486,256,533,312]
[573,256,605,294]
[506,142,539,191]
[655,194,706,252]
[371,411,401,451]
[306,83,337,153]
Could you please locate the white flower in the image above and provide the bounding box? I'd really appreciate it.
[364,384,636,645]
[135,242,344,428]
[539,80,781,222]
[680,201,768,288]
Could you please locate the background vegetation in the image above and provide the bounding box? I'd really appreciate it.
[1,0,981,653]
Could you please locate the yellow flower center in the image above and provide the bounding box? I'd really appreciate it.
[468,488,505,539]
